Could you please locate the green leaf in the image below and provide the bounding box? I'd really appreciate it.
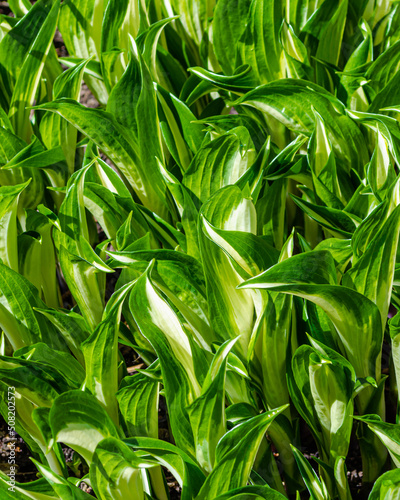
[367,127,396,200]
[237,0,283,83]
[0,470,57,499]
[0,355,71,407]
[187,65,257,97]
[235,79,369,173]
[33,307,89,365]
[8,0,60,142]
[290,445,329,500]
[113,248,212,350]
[83,182,126,242]
[183,127,256,204]
[130,38,168,219]
[40,58,90,175]
[0,131,45,210]
[346,109,400,167]
[196,405,288,499]
[368,469,400,500]
[366,40,400,91]
[368,71,400,113]
[235,137,271,202]
[290,194,357,238]
[159,165,201,257]
[106,49,141,133]
[308,108,343,205]
[125,436,205,500]
[200,218,279,279]
[341,19,372,105]
[289,345,354,464]
[137,16,178,86]
[199,186,257,358]
[0,260,66,351]
[286,0,314,32]
[214,484,287,499]
[0,180,30,271]
[256,178,288,249]
[249,291,292,412]
[355,414,400,467]
[90,437,151,500]
[0,383,49,462]
[213,0,252,75]
[49,390,121,464]
[0,0,56,105]
[82,281,136,424]
[187,338,238,473]
[32,460,93,500]
[313,0,348,67]
[14,342,85,389]
[239,252,383,401]
[117,372,159,438]
[59,0,108,103]
[343,204,400,328]
[19,211,60,309]
[280,22,313,81]
[333,456,352,500]
[128,263,199,456]
[167,0,215,50]
[313,239,352,275]
[156,83,205,171]
[34,99,168,217]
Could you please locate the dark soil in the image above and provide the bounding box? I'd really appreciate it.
[0,418,38,483]
[0,1,11,16]
[80,83,99,108]
[54,29,68,59]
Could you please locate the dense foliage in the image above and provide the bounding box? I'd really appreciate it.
[1,0,400,498]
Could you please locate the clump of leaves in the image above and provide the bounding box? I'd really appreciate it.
[2,1,400,499]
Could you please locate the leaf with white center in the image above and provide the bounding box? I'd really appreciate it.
[31,460,94,500]
[304,346,353,463]
[368,469,400,500]
[187,338,238,473]
[82,281,136,424]
[90,437,156,500]
[0,260,66,351]
[237,0,283,83]
[290,445,330,500]
[343,204,400,329]
[129,263,199,457]
[124,437,205,500]
[196,406,288,499]
[117,372,159,438]
[235,79,369,173]
[355,415,400,467]
[58,0,109,103]
[49,390,121,464]
[249,291,293,413]
[239,251,383,411]
[183,127,256,204]
[199,186,257,358]
[0,470,58,499]
[0,180,30,271]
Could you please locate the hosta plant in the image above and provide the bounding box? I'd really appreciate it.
[2,0,400,499]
